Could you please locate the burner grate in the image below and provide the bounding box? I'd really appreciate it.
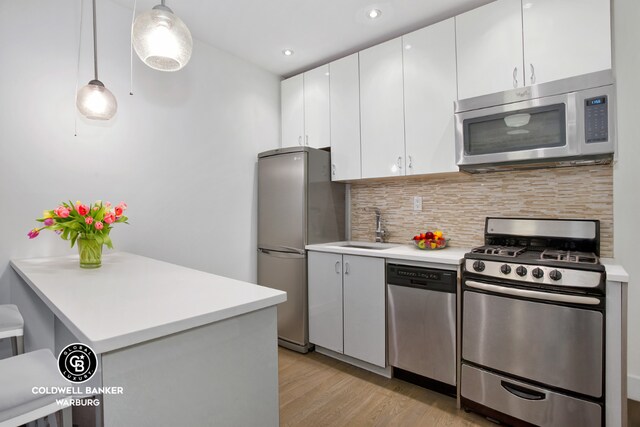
[540,249,599,264]
[471,246,527,257]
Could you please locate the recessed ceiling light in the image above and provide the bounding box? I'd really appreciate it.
[368,9,381,19]
[282,49,294,56]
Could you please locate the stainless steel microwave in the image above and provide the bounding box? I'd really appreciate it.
[454,71,616,173]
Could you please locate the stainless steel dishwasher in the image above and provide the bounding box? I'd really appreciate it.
[387,262,457,394]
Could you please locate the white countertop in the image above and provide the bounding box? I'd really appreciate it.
[306,242,470,266]
[307,242,630,282]
[10,252,286,354]
[601,258,629,282]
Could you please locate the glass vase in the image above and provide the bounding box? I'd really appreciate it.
[78,236,103,269]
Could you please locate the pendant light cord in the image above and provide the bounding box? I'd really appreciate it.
[130,0,137,95]
[74,0,84,136]
[92,0,98,80]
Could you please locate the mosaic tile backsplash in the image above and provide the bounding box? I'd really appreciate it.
[350,165,613,257]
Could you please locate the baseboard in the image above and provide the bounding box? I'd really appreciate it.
[315,346,392,378]
[629,374,640,401]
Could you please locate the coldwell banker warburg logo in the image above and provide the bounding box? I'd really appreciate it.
[58,343,98,383]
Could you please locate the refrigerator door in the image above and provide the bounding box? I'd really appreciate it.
[258,248,308,348]
[258,151,306,251]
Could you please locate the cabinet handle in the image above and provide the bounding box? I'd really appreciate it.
[305,135,309,146]
[530,63,536,85]
[335,261,341,274]
[397,156,403,172]
[408,155,413,170]
[513,67,518,88]
[331,164,336,176]
[344,262,350,275]
[298,136,302,146]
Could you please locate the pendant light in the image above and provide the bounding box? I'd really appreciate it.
[76,0,117,120]
[132,0,193,72]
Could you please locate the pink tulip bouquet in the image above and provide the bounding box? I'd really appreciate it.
[28,200,128,268]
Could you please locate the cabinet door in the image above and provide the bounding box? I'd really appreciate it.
[308,251,343,354]
[303,65,331,148]
[456,0,524,99]
[330,54,361,181]
[281,74,304,148]
[403,18,458,175]
[522,0,611,86]
[343,255,386,367]
[359,38,406,179]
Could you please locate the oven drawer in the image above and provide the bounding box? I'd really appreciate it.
[463,290,603,397]
[461,364,601,427]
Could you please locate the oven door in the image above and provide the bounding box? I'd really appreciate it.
[455,92,577,168]
[462,284,603,398]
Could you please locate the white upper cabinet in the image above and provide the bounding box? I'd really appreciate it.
[456,0,525,100]
[280,66,330,149]
[403,18,458,175]
[522,0,611,86]
[329,54,361,181]
[457,0,612,100]
[281,74,305,148]
[359,38,406,179]
[303,64,331,148]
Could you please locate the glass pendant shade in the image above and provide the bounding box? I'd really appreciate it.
[132,5,193,72]
[76,80,118,120]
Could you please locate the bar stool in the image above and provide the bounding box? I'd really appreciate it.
[0,349,72,427]
[0,305,24,356]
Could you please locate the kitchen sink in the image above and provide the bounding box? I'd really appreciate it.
[335,242,398,250]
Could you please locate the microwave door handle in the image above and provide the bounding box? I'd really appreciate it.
[501,381,546,401]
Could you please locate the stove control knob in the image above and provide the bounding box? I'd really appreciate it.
[549,269,562,281]
[516,266,527,277]
[472,261,485,272]
[500,264,512,275]
[532,268,544,279]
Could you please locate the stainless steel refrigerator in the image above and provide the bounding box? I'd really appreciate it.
[257,147,345,353]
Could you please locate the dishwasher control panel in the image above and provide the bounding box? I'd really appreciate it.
[387,264,456,293]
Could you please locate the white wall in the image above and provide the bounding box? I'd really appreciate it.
[612,0,640,401]
[0,0,280,305]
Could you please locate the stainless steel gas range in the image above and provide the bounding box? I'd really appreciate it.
[461,217,606,427]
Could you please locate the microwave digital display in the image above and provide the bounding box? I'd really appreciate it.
[586,97,606,106]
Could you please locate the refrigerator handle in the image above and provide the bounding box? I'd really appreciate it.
[259,245,306,255]
[258,248,306,259]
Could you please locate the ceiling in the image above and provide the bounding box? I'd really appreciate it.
[115,0,494,77]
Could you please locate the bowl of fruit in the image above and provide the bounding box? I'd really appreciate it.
[412,230,449,250]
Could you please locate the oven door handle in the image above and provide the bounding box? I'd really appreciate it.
[464,280,600,305]
[501,381,546,401]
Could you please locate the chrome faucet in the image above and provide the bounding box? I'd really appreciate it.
[374,208,386,243]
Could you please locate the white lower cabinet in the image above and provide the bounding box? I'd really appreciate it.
[342,255,386,367]
[308,252,386,368]
[308,251,343,354]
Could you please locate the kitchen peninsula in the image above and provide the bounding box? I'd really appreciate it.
[9,252,286,426]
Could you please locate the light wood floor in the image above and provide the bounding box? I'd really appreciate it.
[279,348,494,427]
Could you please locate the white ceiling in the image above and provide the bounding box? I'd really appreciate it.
[116,0,494,77]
